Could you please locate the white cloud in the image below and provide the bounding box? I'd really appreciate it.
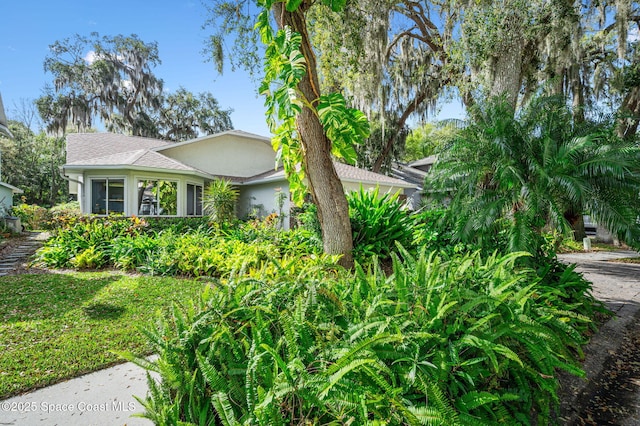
[84,50,98,64]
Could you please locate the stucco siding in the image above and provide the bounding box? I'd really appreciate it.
[239,181,290,228]
[159,134,276,178]
[0,186,13,214]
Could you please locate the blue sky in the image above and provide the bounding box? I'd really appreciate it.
[0,0,464,137]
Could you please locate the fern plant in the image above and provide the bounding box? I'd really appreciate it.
[122,247,595,425]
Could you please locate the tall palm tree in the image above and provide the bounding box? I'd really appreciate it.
[425,96,640,254]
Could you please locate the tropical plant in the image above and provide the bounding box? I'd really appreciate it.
[11,203,50,231]
[32,216,148,268]
[122,248,593,425]
[426,96,640,254]
[34,215,326,277]
[348,186,414,262]
[202,178,239,225]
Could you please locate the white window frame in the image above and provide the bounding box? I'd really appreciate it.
[89,177,126,215]
[186,182,203,216]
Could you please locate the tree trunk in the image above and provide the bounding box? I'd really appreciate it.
[489,13,524,109]
[617,87,640,140]
[371,90,427,173]
[273,3,354,268]
[570,64,585,124]
[565,210,586,241]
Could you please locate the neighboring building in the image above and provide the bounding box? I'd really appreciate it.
[0,93,12,139]
[0,93,23,216]
[62,131,416,227]
[390,155,438,209]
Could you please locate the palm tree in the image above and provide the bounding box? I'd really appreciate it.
[425,96,640,254]
[203,179,239,225]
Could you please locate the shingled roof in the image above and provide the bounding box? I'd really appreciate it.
[243,162,415,188]
[66,148,204,173]
[66,133,170,163]
[64,132,416,189]
[333,162,414,188]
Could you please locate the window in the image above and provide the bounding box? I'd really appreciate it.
[137,179,177,216]
[91,178,124,214]
[187,184,203,216]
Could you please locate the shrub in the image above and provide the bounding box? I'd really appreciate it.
[110,234,160,271]
[71,246,106,269]
[123,249,592,425]
[34,216,323,278]
[411,208,471,255]
[203,178,239,225]
[348,186,414,262]
[11,203,50,230]
[294,201,322,239]
[33,216,148,268]
[47,201,83,230]
[144,217,211,234]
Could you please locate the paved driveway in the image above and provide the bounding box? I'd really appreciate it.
[557,250,640,425]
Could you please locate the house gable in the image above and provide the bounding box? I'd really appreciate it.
[155,130,276,178]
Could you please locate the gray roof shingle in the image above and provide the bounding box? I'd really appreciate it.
[243,162,415,188]
[333,162,414,187]
[66,149,200,173]
[66,133,170,163]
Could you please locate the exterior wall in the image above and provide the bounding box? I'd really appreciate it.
[159,134,276,178]
[0,185,13,214]
[239,180,410,231]
[66,173,80,195]
[238,181,291,229]
[78,169,205,217]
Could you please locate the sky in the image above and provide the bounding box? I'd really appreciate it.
[0,0,465,137]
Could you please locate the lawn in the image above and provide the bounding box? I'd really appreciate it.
[0,271,207,399]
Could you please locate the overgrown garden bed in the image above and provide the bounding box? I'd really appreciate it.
[18,204,608,424]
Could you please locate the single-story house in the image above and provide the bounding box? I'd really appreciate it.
[63,131,415,227]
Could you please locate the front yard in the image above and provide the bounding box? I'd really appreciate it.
[0,271,205,398]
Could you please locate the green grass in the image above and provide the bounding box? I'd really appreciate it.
[0,271,207,398]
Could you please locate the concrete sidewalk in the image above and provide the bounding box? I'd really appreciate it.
[0,360,154,425]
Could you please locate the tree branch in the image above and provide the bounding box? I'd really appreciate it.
[372,89,429,173]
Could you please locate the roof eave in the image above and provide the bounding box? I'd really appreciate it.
[339,178,416,189]
[62,164,213,179]
[0,181,23,194]
[240,174,288,185]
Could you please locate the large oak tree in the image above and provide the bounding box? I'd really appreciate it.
[37,33,233,141]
